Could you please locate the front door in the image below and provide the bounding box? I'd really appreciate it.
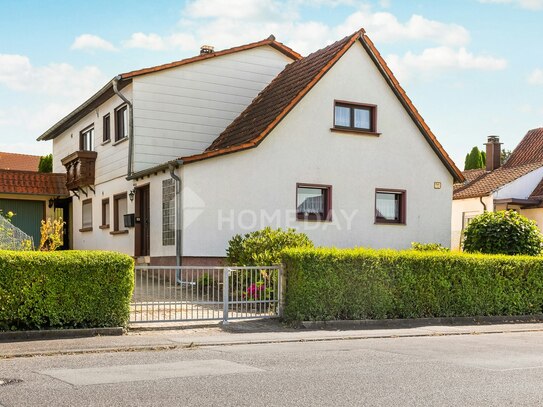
[53,197,72,250]
[135,185,150,257]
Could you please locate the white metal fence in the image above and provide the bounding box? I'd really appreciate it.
[130,266,282,323]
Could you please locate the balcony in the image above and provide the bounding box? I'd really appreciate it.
[61,150,97,192]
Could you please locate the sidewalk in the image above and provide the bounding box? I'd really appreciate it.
[2,319,543,358]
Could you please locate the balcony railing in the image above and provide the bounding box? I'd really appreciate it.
[61,150,97,191]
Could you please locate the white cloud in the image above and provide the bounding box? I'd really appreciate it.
[387,47,507,82]
[71,34,117,51]
[122,32,197,51]
[0,54,106,99]
[184,0,286,20]
[478,0,543,10]
[528,68,543,84]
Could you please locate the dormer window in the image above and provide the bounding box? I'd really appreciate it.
[333,101,377,134]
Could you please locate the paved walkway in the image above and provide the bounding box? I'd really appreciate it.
[2,320,543,358]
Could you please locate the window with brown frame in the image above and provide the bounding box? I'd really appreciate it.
[79,125,94,151]
[103,114,111,143]
[333,101,377,133]
[80,199,92,231]
[115,105,128,142]
[100,198,110,229]
[112,193,128,234]
[375,189,406,224]
[296,184,332,221]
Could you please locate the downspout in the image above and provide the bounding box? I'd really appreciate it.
[479,196,487,212]
[169,161,183,276]
[112,75,134,177]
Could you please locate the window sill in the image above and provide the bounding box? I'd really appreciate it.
[101,139,111,146]
[79,227,93,232]
[110,230,129,235]
[330,127,381,137]
[99,224,110,230]
[296,215,332,222]
[374,220,406,226]
[113,137,128,146]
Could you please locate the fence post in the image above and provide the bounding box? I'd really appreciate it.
[275,264,285,318]
[222,268,230,324]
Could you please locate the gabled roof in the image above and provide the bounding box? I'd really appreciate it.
[529,177,543,200]
[0,170,68,196]
[37,37,300,142]
[453,161,543,200]
[502,128,543,168]
[182,29,464,183]
[0,152,40,171]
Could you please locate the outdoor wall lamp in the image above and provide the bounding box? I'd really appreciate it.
[129,189,135,202]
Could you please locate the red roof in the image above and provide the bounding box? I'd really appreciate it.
[0,152,41,171]
[0,170,68,196]
[503,128,543,168]
[182,29,464,183]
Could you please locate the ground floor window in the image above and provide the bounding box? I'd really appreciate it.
[296,184,332,221]
[101,198,110,229]
[162,179,175,245]
[81,199,92,231]
[113,193,128,233]
[375,189,406,224]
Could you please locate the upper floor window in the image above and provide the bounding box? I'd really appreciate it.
[103,114,111,143]
[334,101,377,133]
[375,189,406,225]
[296,184,332,221]
[115,105,128,142]
[80,125,94,151]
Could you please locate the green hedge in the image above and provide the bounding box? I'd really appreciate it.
[281,248,543,322]
[0,250,134,330]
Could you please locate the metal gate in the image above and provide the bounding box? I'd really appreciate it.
[130,266,282,323]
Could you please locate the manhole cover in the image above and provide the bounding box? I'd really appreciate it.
[0,378,22,386]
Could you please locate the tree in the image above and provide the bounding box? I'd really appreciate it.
[38,154,52,173]
[463,210,543,256]
[464,147,485,170]
[501,149,512,165]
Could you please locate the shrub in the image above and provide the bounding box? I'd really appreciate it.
[463,210,543,255]
[226,227,313,266]
[281,248,543,322]
[0,250,134,330]
[39,217,65,251]
[411,242,450,252]
[38,154,53,173]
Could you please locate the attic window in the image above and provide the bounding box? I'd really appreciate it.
[333,101,378,134]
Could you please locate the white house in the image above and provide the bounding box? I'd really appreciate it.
[38,29,463,265]
[452,129,543,250]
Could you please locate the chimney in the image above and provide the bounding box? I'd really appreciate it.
[484,135,502,171]
[200,45,214,55]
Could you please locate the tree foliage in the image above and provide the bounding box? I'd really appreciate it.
[464,146,485,170]
[38,154,53,173]
[463,210,543,256]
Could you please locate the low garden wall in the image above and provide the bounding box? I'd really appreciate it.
[281,248,543,322]
[0,250,134,331]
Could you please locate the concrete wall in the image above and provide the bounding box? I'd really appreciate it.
[180,41,455,257]
[131,46,293,172]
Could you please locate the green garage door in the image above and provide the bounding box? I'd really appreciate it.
[0,199,44,248]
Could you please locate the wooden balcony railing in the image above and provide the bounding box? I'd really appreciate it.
[61,150,97,191]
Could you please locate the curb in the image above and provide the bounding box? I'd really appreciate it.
[300,315,543,330]
[0,327,124,343]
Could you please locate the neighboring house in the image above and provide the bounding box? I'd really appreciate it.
[0,169,68,247]
[452,129,543,249]
[0,152,41,171]
[38,29,463,265]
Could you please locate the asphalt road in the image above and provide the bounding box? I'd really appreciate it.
[2,331,543,406]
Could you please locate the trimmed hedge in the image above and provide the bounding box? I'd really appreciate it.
[281,248,543,322]
[0,250,134,330]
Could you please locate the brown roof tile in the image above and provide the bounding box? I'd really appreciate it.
[453,161,543,199]
[0,152,41,171]
[453,168,487,192]
[0,170,68,196]
[182,30,464,183]
[503,128,543,168]
[529,177,543,199]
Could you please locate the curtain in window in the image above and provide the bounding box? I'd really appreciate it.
[354,108,370,129]
[334,106,350,127]
[376,193,398,220]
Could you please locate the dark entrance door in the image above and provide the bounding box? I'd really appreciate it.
[135,185,150,257]
[53,197,72,250]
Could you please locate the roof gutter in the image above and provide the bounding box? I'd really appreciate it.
[113,75,134,177]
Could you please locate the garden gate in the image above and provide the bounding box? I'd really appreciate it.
[130,265,282,323]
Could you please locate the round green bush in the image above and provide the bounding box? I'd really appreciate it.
[226,227,313,266]
[463,210,543,255]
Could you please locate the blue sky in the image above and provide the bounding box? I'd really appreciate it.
[0,0,542,168]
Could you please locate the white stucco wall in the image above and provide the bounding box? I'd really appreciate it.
[494,167,543,200]
[131,46,294,172]
[451,196,491,250]
[51,85,133,185]
[180,41,455,257]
